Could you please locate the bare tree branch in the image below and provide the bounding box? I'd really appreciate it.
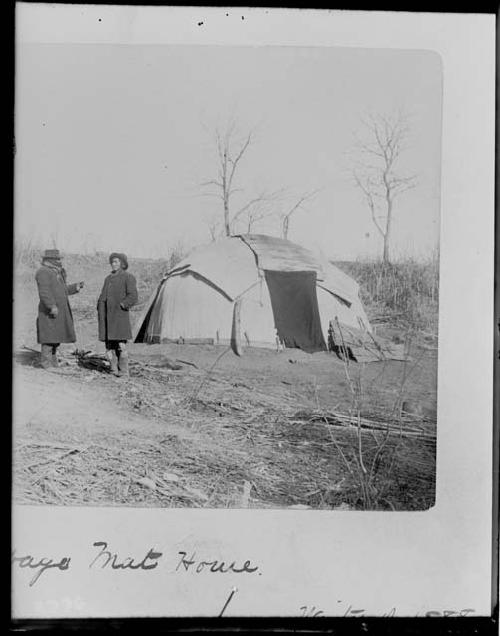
[280,189,320,240]
[353,171,385,238]
[200,179,223,188]
[232,195,270,221]
[227,133,252,191]
[350,111,418,262]
[232,187,286,222]
[202,125,255,235]
[202,122,319,239]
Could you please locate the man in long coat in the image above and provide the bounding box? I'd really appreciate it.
[35,249,84,370]
[97,252,138,377]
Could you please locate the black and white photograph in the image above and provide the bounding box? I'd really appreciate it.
[11,4,495,621]
[14,27,441,513]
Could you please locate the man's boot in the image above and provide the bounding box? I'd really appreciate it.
[106,350,120,376]
[40,344,54,370]
[117,349,130,378]
[41,344,71,374]
[52,345,59,367]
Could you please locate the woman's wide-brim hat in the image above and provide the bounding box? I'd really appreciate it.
[109,252,129,270]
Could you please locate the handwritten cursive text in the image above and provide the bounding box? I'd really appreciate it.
[176,551,259,574]
[89,541,163,570]
[12,550,71,587]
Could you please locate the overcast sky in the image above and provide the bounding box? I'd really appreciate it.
[15,43,442,261]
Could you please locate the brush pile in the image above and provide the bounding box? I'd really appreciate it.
[74,349,111,372]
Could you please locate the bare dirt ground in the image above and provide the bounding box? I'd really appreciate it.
[12,256,437,510]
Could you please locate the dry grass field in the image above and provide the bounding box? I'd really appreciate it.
[12,249,438,511]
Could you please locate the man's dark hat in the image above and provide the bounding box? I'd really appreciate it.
[43,249,61,259]
[109,252,129,270]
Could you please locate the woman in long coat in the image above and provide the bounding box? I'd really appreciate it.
[97,252,138,377]
[35,249,84,370]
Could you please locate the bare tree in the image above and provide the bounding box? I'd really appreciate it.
[201,122,283,237]
[201,122,322,240]
[351,111,417,263]
[233,186,288,234]
[280,190,319,240]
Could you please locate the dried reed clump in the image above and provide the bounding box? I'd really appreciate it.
[14,238,184,284]
[335,256,439,331]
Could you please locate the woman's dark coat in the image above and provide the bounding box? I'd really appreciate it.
[97,270,138,341]
[35,265,79,344]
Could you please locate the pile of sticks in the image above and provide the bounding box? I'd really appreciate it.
[73,349,111,372]
[290,408,436,442]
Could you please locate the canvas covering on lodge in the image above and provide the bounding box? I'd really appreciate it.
[133,234,372,353]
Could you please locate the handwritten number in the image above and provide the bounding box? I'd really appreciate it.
[219,588,237,617]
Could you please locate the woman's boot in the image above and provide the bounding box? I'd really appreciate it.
[117,348,129,378]
[40,344,53,370]
[106,350,120,376]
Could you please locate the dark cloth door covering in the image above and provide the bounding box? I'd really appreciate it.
[264,270,326,353]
